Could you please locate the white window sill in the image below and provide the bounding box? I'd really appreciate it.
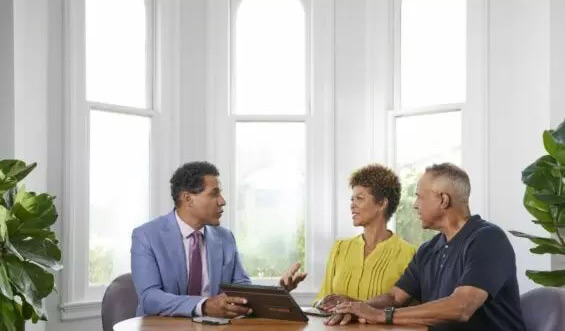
[60,301,102,321]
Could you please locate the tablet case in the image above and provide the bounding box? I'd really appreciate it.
[220,283,309,322]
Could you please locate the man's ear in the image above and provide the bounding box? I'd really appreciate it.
[181,191,193,207]
[440,193,451,209]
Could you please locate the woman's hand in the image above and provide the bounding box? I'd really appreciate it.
[324,313,357,326]
[316,294,357,311]
[334,301,384,324]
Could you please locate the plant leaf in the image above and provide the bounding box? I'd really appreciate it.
[548,205,565,228]
[12,238,62,271]
[544,130,565,165]
[4,255,52,319]
[0,171,18,195]
[0,160,36,183]
[10,229,57,242]
[523,187,553,226]
[0,262,14,300]
[522,155,561,193]
[531,220,557,233]
[526,269,565,287]
[0,205,10,242]
[11,191,57,230]
[4,240,25,261]
[0,293,25,331]
[3,188,17,210]
[543,121,565,164]
[530,244,565,255]
[533,193,565,205]
[508,231,565,253]
[17,293,44,322]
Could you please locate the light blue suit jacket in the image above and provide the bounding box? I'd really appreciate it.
[130,210,251,317]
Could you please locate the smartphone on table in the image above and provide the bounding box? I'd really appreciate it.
[192,316,230,325]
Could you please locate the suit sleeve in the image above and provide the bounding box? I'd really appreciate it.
[131,228,205,317]
[228,231,252,285]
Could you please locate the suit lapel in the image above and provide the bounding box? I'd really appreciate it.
[160,211,188,295]
[205,226,223,295]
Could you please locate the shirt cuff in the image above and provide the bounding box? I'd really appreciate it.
[194,298,208,316]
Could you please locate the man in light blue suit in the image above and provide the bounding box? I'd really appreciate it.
[131,161,306,318]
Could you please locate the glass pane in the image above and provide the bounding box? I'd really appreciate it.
[234,0,306,115]
[86,0,148,108]
[89,110,150,285]
[235,122,305,279]
[401,0,466,108]
[394,111,461,245]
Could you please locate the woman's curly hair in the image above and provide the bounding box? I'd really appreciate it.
[349,164,401,220]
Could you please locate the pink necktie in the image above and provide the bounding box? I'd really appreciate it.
[187,231,203,296]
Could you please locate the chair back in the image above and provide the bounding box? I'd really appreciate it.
[521,286,565,331]
[101,273,139,331]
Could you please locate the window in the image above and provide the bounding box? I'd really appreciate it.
[85,0,153,289]
[63,0,157,315]
[390,0,466,245]
[209,0,333,295]
[231,0,307,280]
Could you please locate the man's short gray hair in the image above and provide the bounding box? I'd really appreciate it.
[425,163,471,203]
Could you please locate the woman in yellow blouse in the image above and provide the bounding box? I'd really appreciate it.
[314,164,416,311]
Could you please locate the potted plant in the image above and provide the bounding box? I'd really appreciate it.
[510,120,565,287]
[0,160,62,331]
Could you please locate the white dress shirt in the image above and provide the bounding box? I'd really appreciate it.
[175,211,210,316]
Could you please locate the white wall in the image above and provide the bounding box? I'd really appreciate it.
[550,0,565,271]
[180,0,208,164]
[334,0,392,239]
[487,0,552,293]
[0,0,15,158]
[334,0,374,239]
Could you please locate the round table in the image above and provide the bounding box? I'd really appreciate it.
[114,316,427,331]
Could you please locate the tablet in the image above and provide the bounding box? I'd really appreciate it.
[220,283,308,322]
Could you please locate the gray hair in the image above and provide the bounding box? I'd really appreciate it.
[424,163,471,203]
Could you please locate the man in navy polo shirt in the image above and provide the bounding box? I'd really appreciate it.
[330,163,525,330]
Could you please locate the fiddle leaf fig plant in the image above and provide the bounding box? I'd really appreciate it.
[0,160,62,331]
[510,120,565,287]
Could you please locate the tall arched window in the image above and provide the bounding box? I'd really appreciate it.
[234,0,306,115]
[232,0,308,280]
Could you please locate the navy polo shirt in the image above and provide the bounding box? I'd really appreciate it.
[395,215,525,331]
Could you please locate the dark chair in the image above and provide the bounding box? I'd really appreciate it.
[101,273,139,331]
[521,287,565,331]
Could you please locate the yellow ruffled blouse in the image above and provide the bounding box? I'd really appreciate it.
[314,233,416,303]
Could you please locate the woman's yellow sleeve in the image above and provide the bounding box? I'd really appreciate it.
[313,241,341,305]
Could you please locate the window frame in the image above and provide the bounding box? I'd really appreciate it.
[61,0,181,320]
[229,0,310,283]
[206,0,335,297]
[387,0,465,233]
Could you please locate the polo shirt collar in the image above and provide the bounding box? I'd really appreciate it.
[433,214,482,253]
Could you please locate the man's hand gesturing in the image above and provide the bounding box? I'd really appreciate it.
[203,293,252,318]
[279,262,308,292]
